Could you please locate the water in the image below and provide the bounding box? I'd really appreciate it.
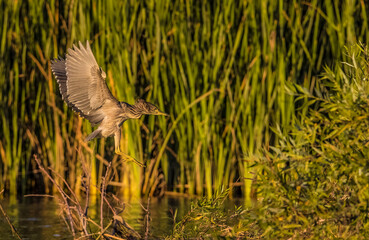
[0,197,70,240]
[0,196,194,239]
[1,196,244,239]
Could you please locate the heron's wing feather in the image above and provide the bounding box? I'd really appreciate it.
[51,41,118,125]
[51,57,68,101]
[66,41,118,111]
[51,57,104,125]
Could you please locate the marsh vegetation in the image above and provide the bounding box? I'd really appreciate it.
[1,0,369,239]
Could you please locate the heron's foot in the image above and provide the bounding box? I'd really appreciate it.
[115,150,145,167]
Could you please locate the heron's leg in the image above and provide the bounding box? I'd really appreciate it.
[114,130,145,167]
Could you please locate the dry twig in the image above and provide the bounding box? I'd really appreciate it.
[33,154,76,236]
[0,190,22,240]
[100,162,112,232]
[142,197,151,240]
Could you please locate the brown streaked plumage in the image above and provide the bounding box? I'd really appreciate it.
[51,41,167,166]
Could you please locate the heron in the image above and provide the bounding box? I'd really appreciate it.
[51,41,168,166]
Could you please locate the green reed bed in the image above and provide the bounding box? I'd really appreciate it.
[251,44,369,239]
[167,44,369,239]
[0,0,368,201]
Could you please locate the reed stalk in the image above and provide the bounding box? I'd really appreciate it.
[0,0,368,199]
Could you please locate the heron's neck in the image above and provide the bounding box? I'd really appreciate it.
[123,102,143,119]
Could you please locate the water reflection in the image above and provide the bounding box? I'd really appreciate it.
[0,196,242,239]
[0,197,71,240]
[122,197,191,238]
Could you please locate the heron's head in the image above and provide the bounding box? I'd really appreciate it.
[134,99,168,116]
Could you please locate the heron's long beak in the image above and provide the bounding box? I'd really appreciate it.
[155,109,169,116]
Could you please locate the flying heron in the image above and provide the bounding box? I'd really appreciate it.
[51,41,168,166]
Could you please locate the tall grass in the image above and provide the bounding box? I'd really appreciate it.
[250,43,369,238]
[167,43,369,239]
[0,0,368,199]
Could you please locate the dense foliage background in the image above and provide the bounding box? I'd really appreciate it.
[0,0,369,210]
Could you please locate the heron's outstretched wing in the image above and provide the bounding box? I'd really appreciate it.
[51,41,119,125]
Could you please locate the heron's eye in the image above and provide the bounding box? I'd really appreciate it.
[146,104,153,111]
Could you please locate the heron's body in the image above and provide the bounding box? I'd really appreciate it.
[51,41,167,165]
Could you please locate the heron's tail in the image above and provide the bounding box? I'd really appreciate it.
[85,129,102,142]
